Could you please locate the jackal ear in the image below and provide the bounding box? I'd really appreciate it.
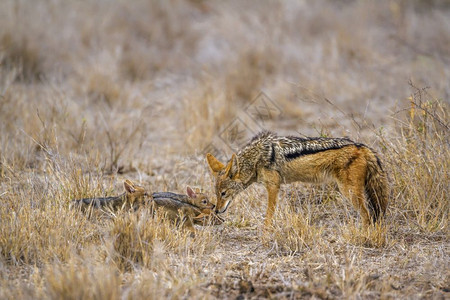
[186,186,197,198]
[124,180,136,194]
[224,154,239,178]
[231,154,240,177]
[206,153,225,176]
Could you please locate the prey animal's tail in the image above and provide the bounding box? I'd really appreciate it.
[365,150,389,223]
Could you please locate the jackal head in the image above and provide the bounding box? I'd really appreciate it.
[206,153,244,214]
[186,186,215,210]
[123,179,149,205]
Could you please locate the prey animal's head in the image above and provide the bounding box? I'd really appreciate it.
[206,153,244,214]
[123,179,149,205]
[185,186,215,210]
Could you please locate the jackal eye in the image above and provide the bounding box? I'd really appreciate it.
[202,200,207,204]
[221,191,226,197]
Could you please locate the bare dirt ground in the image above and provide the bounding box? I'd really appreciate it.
[0,1,449,299]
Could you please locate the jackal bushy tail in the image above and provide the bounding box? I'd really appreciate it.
[365,153,388,223]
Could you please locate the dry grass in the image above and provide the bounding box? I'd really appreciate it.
[1,0,449,299]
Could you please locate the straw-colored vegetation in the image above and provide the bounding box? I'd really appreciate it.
[0,0,448,298]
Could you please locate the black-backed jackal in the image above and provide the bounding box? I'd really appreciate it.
[206,131,388,227]
[70,179,149,212]
[151,187,224,230]
[71,180,224,228]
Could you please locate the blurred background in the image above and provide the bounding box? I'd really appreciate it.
[1,0,449,184]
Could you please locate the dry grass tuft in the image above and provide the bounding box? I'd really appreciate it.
[0,175,100,265]
[266,202,324,254]
[109,212,158,271]
[342,221,389,249]
[381,83,449,233]
[44,260,121,300]
[109,209,217,271]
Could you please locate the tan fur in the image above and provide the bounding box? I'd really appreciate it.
[207,131,388,227]
[150,187,224,232]
[122,180,149,209]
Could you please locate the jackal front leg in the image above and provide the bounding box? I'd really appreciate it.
[260,169,280,227]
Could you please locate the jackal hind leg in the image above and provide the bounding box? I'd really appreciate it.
[260,169,281,227]
[337,177,371,226]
